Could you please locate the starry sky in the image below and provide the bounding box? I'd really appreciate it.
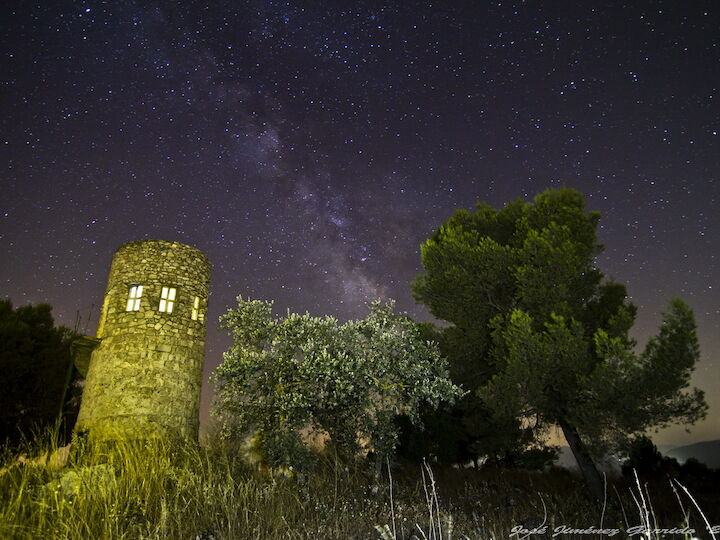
[1,1,718,447]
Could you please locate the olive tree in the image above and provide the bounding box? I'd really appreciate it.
[212,298,462,471]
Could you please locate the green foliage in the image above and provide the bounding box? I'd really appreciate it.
[482,300,706,458]
[413,189,602,330]
[0,299,80,447]
[212,298,462,470]
[411,188,707,482]
[411,189,606,461]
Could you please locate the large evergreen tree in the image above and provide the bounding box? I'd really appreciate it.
[413,188,707,499]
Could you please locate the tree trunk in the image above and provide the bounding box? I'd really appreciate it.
[559,420,604,501]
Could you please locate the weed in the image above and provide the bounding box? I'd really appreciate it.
[1,434,717,539]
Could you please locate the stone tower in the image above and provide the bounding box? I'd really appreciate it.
[74,240,211,442]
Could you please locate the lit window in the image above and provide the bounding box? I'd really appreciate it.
[191,296,200,320]
[159,286,176,313]
[126,285,143,311]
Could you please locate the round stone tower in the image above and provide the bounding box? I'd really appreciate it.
[74,240,211,442]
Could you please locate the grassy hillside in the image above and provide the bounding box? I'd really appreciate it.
[0,434,718,539]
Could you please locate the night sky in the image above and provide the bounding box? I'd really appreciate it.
[1,2,717,446]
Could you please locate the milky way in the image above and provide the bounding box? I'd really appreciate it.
[1,2,718,444]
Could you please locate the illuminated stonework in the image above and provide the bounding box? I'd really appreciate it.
[74,240,210,442]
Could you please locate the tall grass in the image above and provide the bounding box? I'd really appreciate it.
[0,433,391,539]
[1,434,717,539]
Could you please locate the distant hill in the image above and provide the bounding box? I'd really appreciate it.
[656,444,678,455]
[665,440,720,469]
[553,441,720,473]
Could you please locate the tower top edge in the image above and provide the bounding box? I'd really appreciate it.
[114,240,210,264]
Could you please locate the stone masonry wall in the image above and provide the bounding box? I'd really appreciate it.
[75,240,211,442]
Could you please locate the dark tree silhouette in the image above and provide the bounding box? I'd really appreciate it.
[0,299,81,447]
[621,436,679,477]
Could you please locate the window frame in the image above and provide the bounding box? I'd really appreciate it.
[126,284,143,311]
[191,296,200,320]
[158,286,177,314]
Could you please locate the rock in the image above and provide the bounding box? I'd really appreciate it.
[45,464,116,499]
[16,444,71,470]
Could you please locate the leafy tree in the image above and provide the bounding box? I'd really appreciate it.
[413,188,707,499]
[621,436,679,478]
[0,299,81,447]
[212,298,462,471]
